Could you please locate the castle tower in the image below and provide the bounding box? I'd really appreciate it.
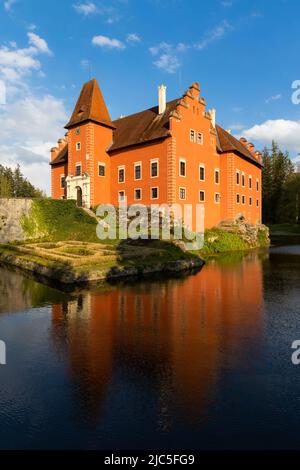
[65,78,115,208]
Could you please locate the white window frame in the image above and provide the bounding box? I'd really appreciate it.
[76,142,81,151]
[75,163,81,176]
[249,175,252,189]
[118,190,125,202]
[118,165,125,183]
[179,158,186,177]
[242,195,246,205]
[199,190,205,202]
[199,164,205,182]
[197,132,203,145]
[134,162,142,181]
[60,175,66,189]
[150,159,159,178]
[98,162,106,177]
[215,192,221,204]
[236,193,240,204]
[236,170,240,186]
[190,129,195,142]
[242,172,245,187]
[134,188,142,201]
[215,168,220,185]
[256,179,259,192]
[150,186,159,200]
[179,187,186,200]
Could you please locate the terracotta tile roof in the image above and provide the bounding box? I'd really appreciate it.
[108,99,178,152]
[216,125,262,166]
[50,145,68,166]
[65,78,115,130]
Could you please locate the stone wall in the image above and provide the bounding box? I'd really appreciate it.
[0,199,32,243]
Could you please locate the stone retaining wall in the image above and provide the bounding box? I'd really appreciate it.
[0,199,32,243]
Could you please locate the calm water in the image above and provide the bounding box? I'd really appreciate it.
[0,245,300,450]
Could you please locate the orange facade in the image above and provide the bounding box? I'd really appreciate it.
[50,79,262,229]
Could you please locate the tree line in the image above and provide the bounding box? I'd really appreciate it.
[262,141,300,225]
[0,164,44,198]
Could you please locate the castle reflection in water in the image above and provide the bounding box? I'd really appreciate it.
[48,251,265,427]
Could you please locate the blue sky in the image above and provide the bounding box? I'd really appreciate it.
[1,0,300,192]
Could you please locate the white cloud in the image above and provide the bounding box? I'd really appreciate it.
[92,35,125,49]
[0,95,68,194]
[126,33,141,43]
[154,53,180,74]
[265,93,282,104]
[195,20,233,50]
[4,0,17,11]
[73,2,97,16]
[149,42,172,56]
[27,32,52,55]
[241,119,300,155]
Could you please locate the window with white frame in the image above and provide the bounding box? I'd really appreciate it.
[118,191,125,202]
[151,187,158,199]
[179,159,186,177]
[150,160,159,178]
[76,142,81,151]
[215,193,221,204]
[242,173,245,187]
[215,169,220,184]
[98,163,105,177]
[75,164,81,176]
[242,195,245,205]
[236,193,240,204]
[236,171,240,185]
[179,187,186,200]
[199,164,205,181]
[134,163,141,180]
[134,188,142,200]
[249,176,252,189]
[118,167,125,183]
[197,132,203,145]
[199,190,205,202]
[190,129,195,142]
[256,179,259,191]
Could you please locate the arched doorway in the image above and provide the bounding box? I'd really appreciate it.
[76,186,83,207]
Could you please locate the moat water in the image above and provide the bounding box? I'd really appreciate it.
[0,240,300,450]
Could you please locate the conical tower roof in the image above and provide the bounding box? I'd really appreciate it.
[65,78,115,129]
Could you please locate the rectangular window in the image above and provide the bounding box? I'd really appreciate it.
[256,179,259,191]
[249,176,252,189]
[199,190,205,202]
[76,142,81,151]
[215,169,220,184]
[190,129,195,142]
[134,163,141,180]
[242,195,245,205]
[150,160,159,178]
[215,193,221,204]
[118,191,125,202]
[242,173,245,187]
[151,187,158,199]
[118,167,125,183]
[236,193,240,204]
[179,187,186,200]
[60,176,66,189]
[199,165,205,181]
[249,197,252,206]
[236,171,240,185]
[75,164,81,176]
[179,159,186,177]
[256,199,259,207]
[98,163,105,177]
[134,188,142,201]
[197,132,203,145]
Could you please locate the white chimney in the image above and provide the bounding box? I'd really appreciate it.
[210,108,216,128]
[158,84,167,114]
